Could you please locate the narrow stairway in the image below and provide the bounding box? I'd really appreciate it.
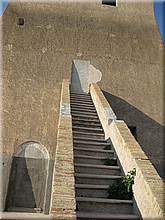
[70,92,139,220]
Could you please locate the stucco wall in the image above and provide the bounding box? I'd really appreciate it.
[1,1,164,178]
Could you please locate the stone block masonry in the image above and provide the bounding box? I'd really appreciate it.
[50,79,76,219]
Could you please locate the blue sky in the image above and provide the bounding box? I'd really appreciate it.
[0,0,165,45]
[0,0,8,16]
[154,0,165,45]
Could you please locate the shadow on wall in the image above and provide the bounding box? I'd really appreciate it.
[71,61,84,94]
[6,156,37,211]
[5,141,49,212]
[102,91,165,180]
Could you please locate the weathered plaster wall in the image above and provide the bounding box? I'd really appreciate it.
[2,0,164,179]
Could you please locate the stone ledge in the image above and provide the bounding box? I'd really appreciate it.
[90,83,117,138]
[50,79,76,220]
[109,120,165,220]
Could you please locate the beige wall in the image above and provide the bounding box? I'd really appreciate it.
[2,1,164,176]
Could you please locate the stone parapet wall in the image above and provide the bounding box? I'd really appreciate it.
[50,79,76,219]
[110,121,165,220]
[90,83,117,138]
[90,83,165,220]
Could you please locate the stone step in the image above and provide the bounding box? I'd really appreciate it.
[74,147,113,157]
[71,98,93,103]
[74,163,120,175]
[72,126,104,133]
[70,93,91,98]
[71,98,92,103]
[71,111,97,116]
[71,103,94,108]
[73,131,104,139]
[70,92,90,97]
[73,136,107,142]
[74,144,110,150]
[75,173,122,185]
[76,211,139,220]
[71,105,96,111]
[73,143,111,149]
[72,114,98,119]
[71,101,94,106]
[70,94,91,98]
[72,117,100,123]
[74,146,112,153]
[76,197,133,214]
[73,140,111,146]
[72,121,102,128]
[72,122,102,128]
[74,155,116,165]
[72,113,98,119]
[71,106,97,114]
[75,184,109,198]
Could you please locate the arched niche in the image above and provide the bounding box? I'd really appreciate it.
[15,141,49,159]
[6,141,50,213]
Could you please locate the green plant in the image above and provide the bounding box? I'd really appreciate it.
[101,157,117,166]
[107,168,136,200]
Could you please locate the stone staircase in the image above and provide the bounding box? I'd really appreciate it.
[70,92,139,220]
